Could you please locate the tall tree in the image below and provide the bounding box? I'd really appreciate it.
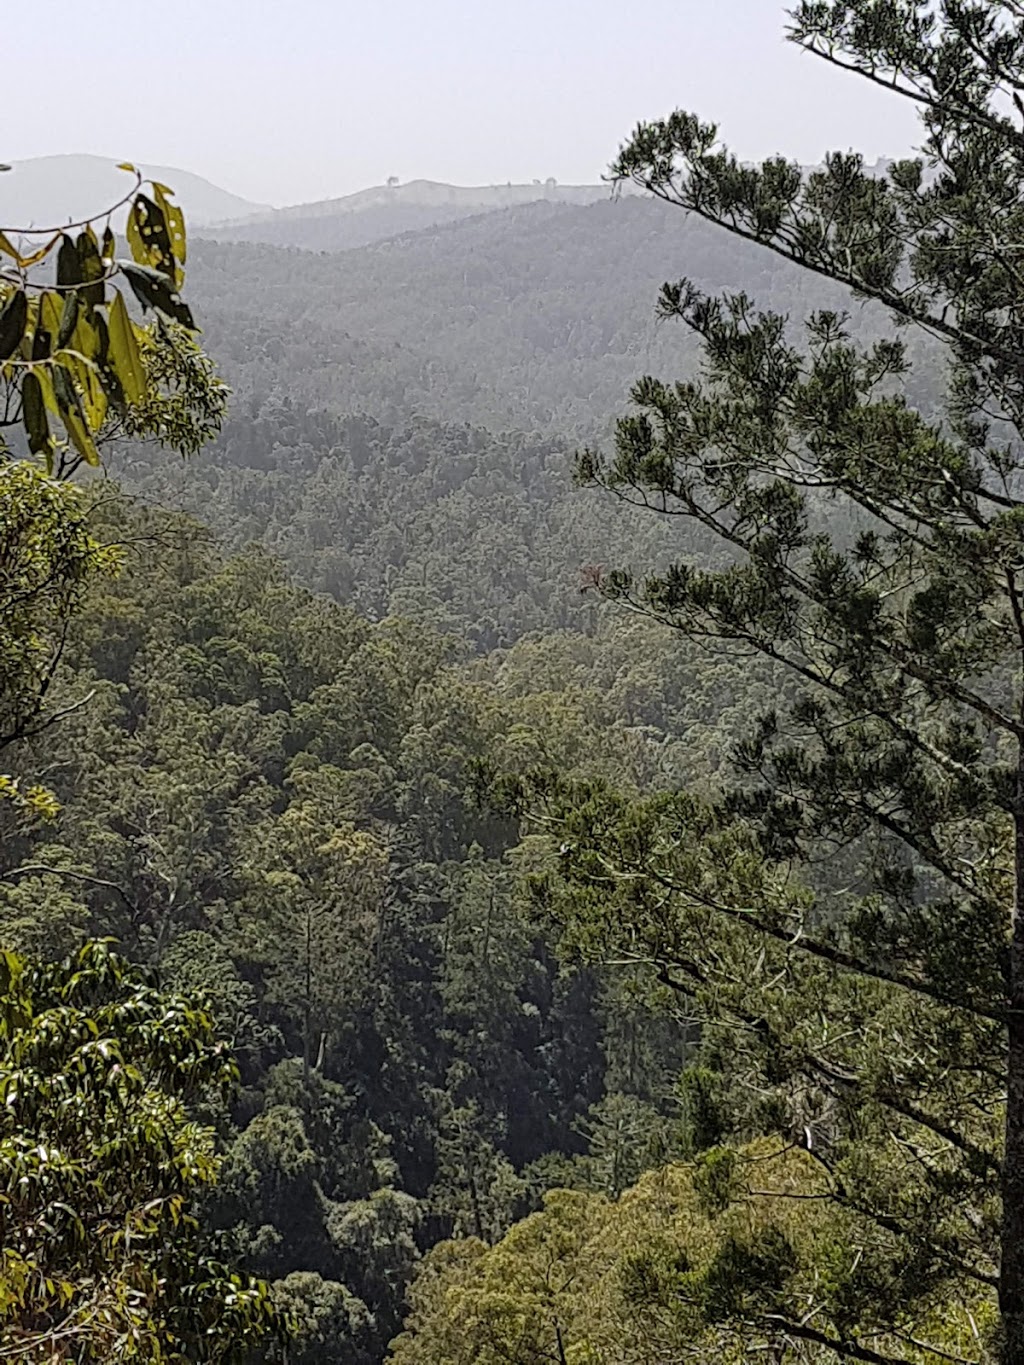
[502,4,1024,1362]
[0,940,278,1362]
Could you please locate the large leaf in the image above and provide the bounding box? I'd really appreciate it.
[58,345,107,430]
[152,183,186,285]
[56,235,82,289]
[107,291,146,405]
[20,371,52,459]
[0,290,27,362]
[56,294,79,351]
[66,300,107,425]
[39,292,63,345]
[119,262,195,329]
[31,293,57,362]
[76,228,106,309]
[52,364,100,466]
[127,196,175,282]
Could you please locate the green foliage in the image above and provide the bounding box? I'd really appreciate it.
[0,939,279,1362]
[0,172,226,819]
[391,1141,992,1363]
[269,1272,375,1365]
[0,171,266,1360]
[109,317,229,456]
[12,13,1024,1360]
[1,498,702,1359]
[0,168,200,474]
[0,464,117,763]
[490,2,1024,1360]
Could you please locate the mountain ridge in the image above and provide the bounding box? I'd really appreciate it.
[214,177,613,224]
[202,177,619,251]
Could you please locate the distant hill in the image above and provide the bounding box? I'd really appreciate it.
[199,167,902,254]
[184,195,927,440]
[114,188,940,639]
[0,154,269,231]
[202,178,614,251]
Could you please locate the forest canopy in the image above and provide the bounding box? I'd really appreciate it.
[8,2,1024,1364]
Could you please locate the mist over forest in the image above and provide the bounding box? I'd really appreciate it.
[5,6,1024,1364]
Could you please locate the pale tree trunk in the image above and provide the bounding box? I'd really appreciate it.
[1001,755,1024,1364]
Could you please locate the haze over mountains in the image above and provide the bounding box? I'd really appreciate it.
[113,176,931,648]
[0,154,269,228]
[2,154,612,247]
[204,179,616,251]
[13,150,926,630]
[6,152,898,259]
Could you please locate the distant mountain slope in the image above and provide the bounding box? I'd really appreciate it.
[1,154,268,230]
[115,189,939,643]
[187,195,927,439]
[203,178,613,251]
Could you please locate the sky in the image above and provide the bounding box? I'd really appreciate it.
[5,0,922,208]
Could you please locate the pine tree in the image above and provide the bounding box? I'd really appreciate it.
[507,4,1024,1361]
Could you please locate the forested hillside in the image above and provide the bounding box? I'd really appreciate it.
[7,3,1024,1363]
[181,196,926,435]
[109,194,937,646]
[3,494,774,1361]
[204,179,610,252]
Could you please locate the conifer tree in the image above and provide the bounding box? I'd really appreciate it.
[503,4,1024,1361]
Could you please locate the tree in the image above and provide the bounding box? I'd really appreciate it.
[0,463,117,786]
[392,1140,988,1364]
[267,1272,375,1365]
[500,4,1024,1362]
[0,171,274,1359]
[0,165,226,803]
[1,163,212,471]
[234,759,387,1078]
[0,940,279,1362]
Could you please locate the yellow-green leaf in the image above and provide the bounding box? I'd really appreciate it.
[76,229,106,308]
[126,201,147,267]
[53,364,100,466]
[0,232,59,269]
[107,291,146,405]
[35,365,60,417]
[39,292,62,342]
[153,182,187,277]
[57,350,107,430]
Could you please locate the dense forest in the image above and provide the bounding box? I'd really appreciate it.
[7,2,1024,1363]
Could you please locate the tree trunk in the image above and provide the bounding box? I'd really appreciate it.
[465,1143,485,1243]
[1002,771,1024,1363]
[302,904,312,1084]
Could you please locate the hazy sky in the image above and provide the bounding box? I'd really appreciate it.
[6,0,921,207]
